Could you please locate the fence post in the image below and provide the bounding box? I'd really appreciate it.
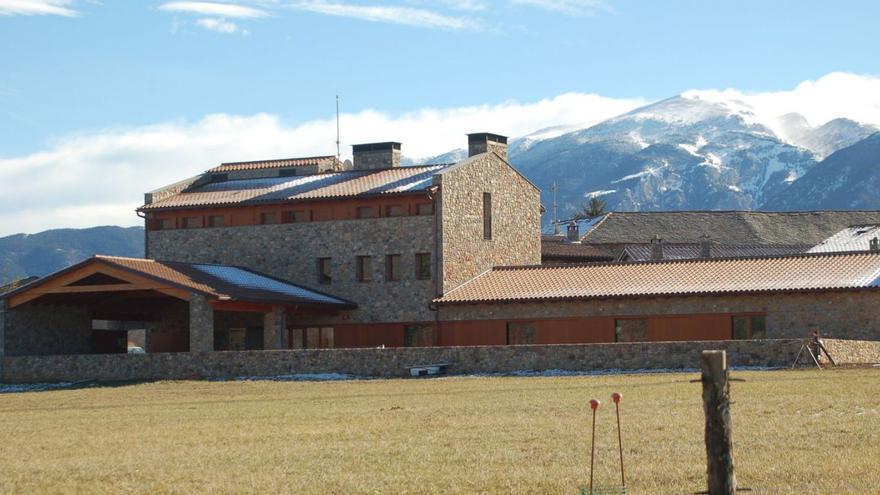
[701,350,737,495]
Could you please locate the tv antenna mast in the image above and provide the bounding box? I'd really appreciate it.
[551,181,560,235]
[335,94,341,160]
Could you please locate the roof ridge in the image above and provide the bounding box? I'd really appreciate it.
[95,255,156,263]
[220,155,338,166]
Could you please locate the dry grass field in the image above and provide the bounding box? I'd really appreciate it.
[1,368,878,494]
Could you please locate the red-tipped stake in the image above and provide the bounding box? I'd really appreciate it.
[589,399,601,494]
[612,392,626,490]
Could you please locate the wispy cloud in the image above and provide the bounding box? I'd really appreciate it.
[0,0,79,17]
[510,0,611,16]
[286,1,482,31]
[158,1,268,18]
[196,17,242,33]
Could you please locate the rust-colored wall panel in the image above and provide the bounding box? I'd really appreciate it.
[334,323,407,348]
[534,317,616,344]
[647,315,731,342]
[437,320,506,346]
[152,331,189,352]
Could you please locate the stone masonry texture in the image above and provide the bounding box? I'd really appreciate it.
[2,338,816,384]
[148,216,436,323]
[438,290,880,341]
[4,303,92,356]
[436,153,541,293]
[189,293,214,352]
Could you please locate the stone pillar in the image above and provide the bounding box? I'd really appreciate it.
[143,321,155,353]
[263,306,287,350]
[189,293,214,353]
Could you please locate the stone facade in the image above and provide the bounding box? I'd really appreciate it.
[3,303,92,356]
[435,153,541,293]
[820,338,880,365]
[148,216,436,323]
[189,293,214,353]
[438,290,880,341]
[2,338,808,383]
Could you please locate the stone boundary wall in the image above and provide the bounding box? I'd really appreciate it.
[0,339,819,384]
[820,338,880,365]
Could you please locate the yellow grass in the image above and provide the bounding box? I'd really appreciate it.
[1,368,878,494]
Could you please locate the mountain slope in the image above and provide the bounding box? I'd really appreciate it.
[774,114,878,159]
[762,133,880,211]
[0,226,144,285]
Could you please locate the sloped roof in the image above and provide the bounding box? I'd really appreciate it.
[808,225,880,253]
[619,243,811,262]
[208,156,343,173]
[3,256,355,308]
[580,211,880,245]
[435,251,880,305]
[541,236,615,260]
[140,164,451,211]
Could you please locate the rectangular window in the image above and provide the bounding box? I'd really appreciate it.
[416,203,434,216]
[182,216,202,229]
[415,252,431,280]
[305,327,321,348]
[732,315,767,340]
[405,325,435,347]
[385,205,404,217]
[615,319,648,342]
[207,215,225,227]
[292,327,334,349]
[385,254,401,281]
[356,206,376,219]
[317,257,332,284]
[357,256,373,282]
[260,212,278,225]
[282,210,309,223]
[483,192,492,240]
[157,218,174,230]
[507,322,536,345]
[289,328,305,349]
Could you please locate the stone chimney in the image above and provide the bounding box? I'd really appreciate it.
[352,142,401,170]
[566,220,580,242]
[700,234,712,258]
[467,132,508,161]
[651,235,664,260]
[870,237,880,252]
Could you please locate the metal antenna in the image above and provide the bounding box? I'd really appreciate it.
[551,181,560,235]
[335,94,341,160]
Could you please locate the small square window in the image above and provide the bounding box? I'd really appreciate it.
[416,203,434,216]
[507,322,536,345]
[357,256,373,282]
[356,206,376,219]
[260,212,279,225]
[182,216,202,229]
[385,205,404,217]
[615,319,648,342]
[207,215,225,227]
[317,257,332,284]
[157,218,174,230]
[385,254,401,281]
[283,210,309,223]
[415,253,431,280]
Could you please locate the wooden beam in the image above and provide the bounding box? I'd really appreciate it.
[701,350,737,495]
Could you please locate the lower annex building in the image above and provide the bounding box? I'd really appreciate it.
[2,132,880,357]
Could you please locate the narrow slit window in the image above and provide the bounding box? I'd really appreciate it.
[317,257,332,284]
[385,254,401,282]
[483,192,492,240]
[357,256,372,282]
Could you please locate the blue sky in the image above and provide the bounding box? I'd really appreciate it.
[1,0,880,235]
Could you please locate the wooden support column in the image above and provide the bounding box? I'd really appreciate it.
[263,306,287,350]
[701,350,737,495]
[189,293,214,353]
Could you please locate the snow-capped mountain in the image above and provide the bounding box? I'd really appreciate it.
[774,113,878,159]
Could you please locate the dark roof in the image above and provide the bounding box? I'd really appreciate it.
[0,276,39,297]
[580,211,880,245]
[140,164,450,211]
[208,156,343,173]
[809,225,880,253]
[436,251,880,305]
[618,243,812,262]
[541,236,615,261]
[3,256,356,309]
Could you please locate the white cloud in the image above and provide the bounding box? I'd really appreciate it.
[196,17,240,33]
[683,72,880,131]
[159,1,268,18]
[509,0,610,15]
[286,1,482,31]
[0,92,642,235]
[0,0,78,16]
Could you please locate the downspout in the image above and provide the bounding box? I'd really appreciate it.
[426,186,442,343]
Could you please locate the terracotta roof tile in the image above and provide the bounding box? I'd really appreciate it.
[208,156,342,173]
[140,164,450,211]
[436,252,880,305]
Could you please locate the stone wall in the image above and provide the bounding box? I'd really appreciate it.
[148,216,436,323]
[438,290,880,341]
[2,339,808,383]
[436,153,541,293]
[820,338,880,365]
[3,303,92,356]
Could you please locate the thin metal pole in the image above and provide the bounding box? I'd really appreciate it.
[589,399,600,495]
[335,94,341,160]
[612,392,626,489]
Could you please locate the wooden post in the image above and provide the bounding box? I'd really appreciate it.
[701,350,737,495]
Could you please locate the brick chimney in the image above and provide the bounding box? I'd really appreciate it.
[468,133,508,161]
[566,220,580,242]
[651,235,664,260]
[870,237,880,252]
[352,142,401,170]
[700,234,712,258]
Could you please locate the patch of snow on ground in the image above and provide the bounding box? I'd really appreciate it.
[235,373,364,382]
[678,142,700,156]
[728,184,742,192]
[627,131,650,149]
